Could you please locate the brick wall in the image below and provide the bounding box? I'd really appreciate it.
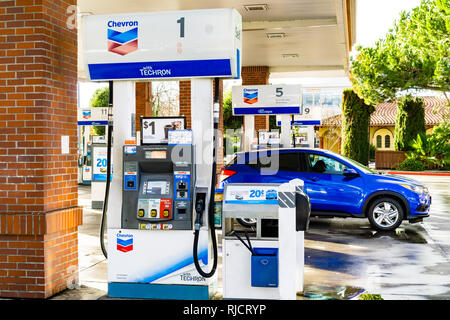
[241,66,270,132]
[0,0,82,298]
[241,66,270,86]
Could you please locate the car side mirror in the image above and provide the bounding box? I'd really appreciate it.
[343,168,359,177]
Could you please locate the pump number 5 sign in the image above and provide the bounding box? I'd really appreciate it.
[232,85,302,115]
[141,117,185,145]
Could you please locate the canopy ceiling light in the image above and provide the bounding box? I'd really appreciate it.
[282,53,299,58]
[243,4,269,11]
[266,32,285,39]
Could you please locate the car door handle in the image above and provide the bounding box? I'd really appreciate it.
[309,177,320,182]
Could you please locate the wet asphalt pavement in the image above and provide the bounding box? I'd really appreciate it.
[52,174,450,300]
[303,174,450,299]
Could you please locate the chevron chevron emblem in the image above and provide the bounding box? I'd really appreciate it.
[107,27,138,56]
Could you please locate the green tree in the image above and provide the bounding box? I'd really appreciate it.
[223,90,243,130]
[341,89,375,165]
[394,95,426,151]
[222,90,243,155]
[350,0,450,105]
[90,87,109,108]
[89,86,109,136]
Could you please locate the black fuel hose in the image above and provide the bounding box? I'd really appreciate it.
[100,81,113,259]
[193,78,220,278]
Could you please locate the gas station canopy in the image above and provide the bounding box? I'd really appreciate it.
[77,0,356,80]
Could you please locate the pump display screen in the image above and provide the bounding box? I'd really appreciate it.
[145,150,166,159]
[143,180,169,195]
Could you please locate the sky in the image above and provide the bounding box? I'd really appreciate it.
[78,0,424,107]
[354,0,421,48]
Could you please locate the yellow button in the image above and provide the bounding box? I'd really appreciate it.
[151,209,157,217]
[163,209,169,218]
[138,209,145,217]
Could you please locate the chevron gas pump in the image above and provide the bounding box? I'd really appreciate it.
[81,8,241,300]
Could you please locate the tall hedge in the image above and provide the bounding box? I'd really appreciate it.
[341,89,375,165]
[394,95,426,151]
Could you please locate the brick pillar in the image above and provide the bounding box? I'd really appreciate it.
[241,66,270,133]
[135,82,152,132]
[179,80,191,129]
[0,0,82,298]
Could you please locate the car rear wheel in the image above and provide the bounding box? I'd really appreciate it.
[367,197,404,231]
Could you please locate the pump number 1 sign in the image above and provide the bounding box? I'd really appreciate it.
[82,9,242,81]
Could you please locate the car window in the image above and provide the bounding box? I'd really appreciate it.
[247,152,306,172]
[306,153,349,175]
[278,152,301,171]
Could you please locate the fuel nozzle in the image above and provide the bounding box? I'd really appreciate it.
[194,192,207,231]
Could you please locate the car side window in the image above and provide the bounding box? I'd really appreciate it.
[306,153,349,175]
[248,152,305,172]
[278,152,301,171]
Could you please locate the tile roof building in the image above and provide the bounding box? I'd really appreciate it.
[316,97,449,153]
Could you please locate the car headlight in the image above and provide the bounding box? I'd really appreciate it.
[400,184,427,194]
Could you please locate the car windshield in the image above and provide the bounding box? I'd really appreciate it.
[322,151,376,174]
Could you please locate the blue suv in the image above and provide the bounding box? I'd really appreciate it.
[219,148,431,231]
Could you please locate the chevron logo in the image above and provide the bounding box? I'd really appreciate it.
[116,234,133,253]
[82,110,91,119]
[107,27,138,56]
[243,89,258,104]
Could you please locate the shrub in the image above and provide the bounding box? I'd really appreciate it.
[405,121,450,170]
[394,96,426,151]
[369,144,377,161]
[341,89,375,165]
[398,158,426,171]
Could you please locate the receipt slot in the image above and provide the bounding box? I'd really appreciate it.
[222,180,310,300]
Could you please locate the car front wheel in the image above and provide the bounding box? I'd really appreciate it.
[367,197,404,231]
